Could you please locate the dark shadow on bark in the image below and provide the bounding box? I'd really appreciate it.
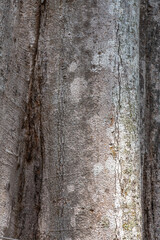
[140,1,160,239]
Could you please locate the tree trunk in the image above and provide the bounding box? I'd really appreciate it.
[2,0,159,239]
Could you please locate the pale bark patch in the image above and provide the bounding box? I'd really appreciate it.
[70,77,87,103]
[93,163,104,176]
[68,61,78,72]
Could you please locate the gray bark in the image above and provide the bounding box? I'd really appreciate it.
[1,0,159,240]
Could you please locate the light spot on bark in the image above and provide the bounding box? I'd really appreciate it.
[106,127,114,142]
[74,205,81,215]
[155,115,160,123]
[108,4,114,15]
[70,77,87,103]
[92,193,98,202]
[68,61,78,72]
[126,195,132,205]
[70,215,76,227]
[67,184,75,193]
[105,210,116,230]
[93,163,104,176]
[105,155,115,174]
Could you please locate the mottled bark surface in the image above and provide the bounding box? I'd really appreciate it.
[0,0,144,240]
[140,0,160,239]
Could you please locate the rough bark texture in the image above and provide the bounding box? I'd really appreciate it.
[0,0,148,240]
[115,1,142,239]
[0,1,45,239]
[140,0,160,239]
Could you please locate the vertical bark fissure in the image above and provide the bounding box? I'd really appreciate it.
[117,22,122,110]
[14,2,45,239]
[57,3,66,237]
[115,19,122,240]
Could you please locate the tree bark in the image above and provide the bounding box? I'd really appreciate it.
[1,0,157,239]
[140,1,160,239]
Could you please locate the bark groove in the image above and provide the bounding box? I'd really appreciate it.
[7,2,46,240]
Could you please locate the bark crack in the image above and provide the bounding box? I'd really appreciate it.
[13,2,45,240]
[114,20,122,240]
[116,22,122,110]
